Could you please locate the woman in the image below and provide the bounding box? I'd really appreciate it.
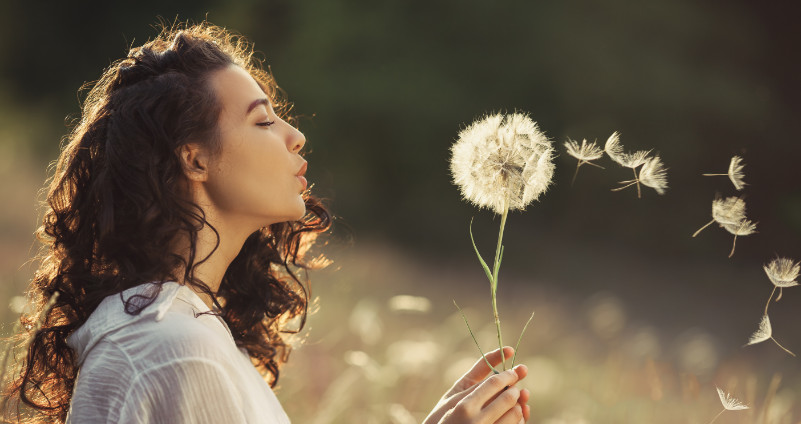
[1,23,530,423]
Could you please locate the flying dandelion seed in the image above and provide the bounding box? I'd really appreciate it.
[450,111,554,370]
[609,154,668,197]
[564,138,604,185]
[763,257,800,315]
[703,156,746,191]
[744,314,795,357]
[450,112,555,215]
[693,196,747,237]
[604,131,653,198]
[638,155,668,195]
[706,387,749,424]
[721,219,757,258]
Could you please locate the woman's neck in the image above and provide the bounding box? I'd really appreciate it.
[174,213,253,310]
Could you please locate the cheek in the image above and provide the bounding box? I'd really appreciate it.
[210,155,276,210]
[205,137,290,217]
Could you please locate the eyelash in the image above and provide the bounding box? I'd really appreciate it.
[257,121,276,127]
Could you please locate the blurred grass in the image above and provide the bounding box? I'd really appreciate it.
[275,240,801,423]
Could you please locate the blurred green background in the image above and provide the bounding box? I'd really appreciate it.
[1,0,800,422]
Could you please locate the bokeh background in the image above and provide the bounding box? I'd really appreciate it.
[1,1,800,422]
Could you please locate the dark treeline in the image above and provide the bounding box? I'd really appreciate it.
[1,0,799,263]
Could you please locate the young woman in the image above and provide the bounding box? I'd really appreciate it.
[1,23,530,423]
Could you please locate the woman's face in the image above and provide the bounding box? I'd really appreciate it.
[202,64,308,228]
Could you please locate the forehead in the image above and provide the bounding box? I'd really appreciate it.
[209,65,269,115]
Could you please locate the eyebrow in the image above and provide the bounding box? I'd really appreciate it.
[246,98,270,114]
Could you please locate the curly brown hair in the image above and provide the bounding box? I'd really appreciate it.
[1,22,330,423]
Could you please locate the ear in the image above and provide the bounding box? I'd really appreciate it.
[178,143,210,182]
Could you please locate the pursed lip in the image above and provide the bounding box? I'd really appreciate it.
[296,161,308,191]
[296,161,308,177]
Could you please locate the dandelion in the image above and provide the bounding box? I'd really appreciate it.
[703,155,746,191]
[638,155,668,195]
[706,387,749,424]
[450,112,553,370]
[604,131,654,198]
[564,138,604,185]
[610,154,668,197]
[763,257,800,315]
[744,314,795,357]
[451,112,555,215]
[721,219,757,258]
[693,196,755,257]
[693,196,747,237]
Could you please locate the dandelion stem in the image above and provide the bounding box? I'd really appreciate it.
[611,181,638,192]
[776,287,784,302]
[571,162,581,186]
[771,337,796,357]
[729,234,738,258]
[633,168,641,199]
[511,311,535,368]
[693,220,714,238]
[706,408,725,424]
[491,200,509,370]
[765,286,777,315]
[454,301,499,374]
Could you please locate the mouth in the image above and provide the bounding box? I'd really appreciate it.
[296,162,308,191]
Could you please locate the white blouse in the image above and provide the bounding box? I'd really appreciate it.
[65,281,291,424]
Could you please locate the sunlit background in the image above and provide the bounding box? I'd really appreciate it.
[1,1,800,422]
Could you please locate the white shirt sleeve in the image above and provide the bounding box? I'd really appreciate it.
[118,357,249,424]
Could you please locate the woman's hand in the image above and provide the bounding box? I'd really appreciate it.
[423,347,530,424]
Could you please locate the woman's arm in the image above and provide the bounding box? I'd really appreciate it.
[424,347,530,424]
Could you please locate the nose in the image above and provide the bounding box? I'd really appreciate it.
[289,126,306,154]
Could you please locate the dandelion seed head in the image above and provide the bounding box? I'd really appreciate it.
[564,138,603,162]
[722,219,757,236]
[716,387,750,411]
[746,314,772,346]
[711,197,747,225]
[604,131,651,168]
[728,156,746,191]
[764,257,800,288]
[639,155,668,195]
[450,112,555,214]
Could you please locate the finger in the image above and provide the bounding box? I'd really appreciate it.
[512,364,528,382]
[483,365,528,408]
[461,369,520,415]
[479,385,521,422]
[458,347,515,388]
[518,389,530,421]
[493,404,524,424]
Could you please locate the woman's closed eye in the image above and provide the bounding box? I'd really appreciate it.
[257,120,276,127]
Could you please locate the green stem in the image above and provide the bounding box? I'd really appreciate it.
[492,200,509,370]
[511,311,535,368]
[454,301,499,374]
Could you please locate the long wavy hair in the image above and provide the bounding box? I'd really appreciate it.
[0,22,330,423]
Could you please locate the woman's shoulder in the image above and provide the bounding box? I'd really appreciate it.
[69,281,239,371]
